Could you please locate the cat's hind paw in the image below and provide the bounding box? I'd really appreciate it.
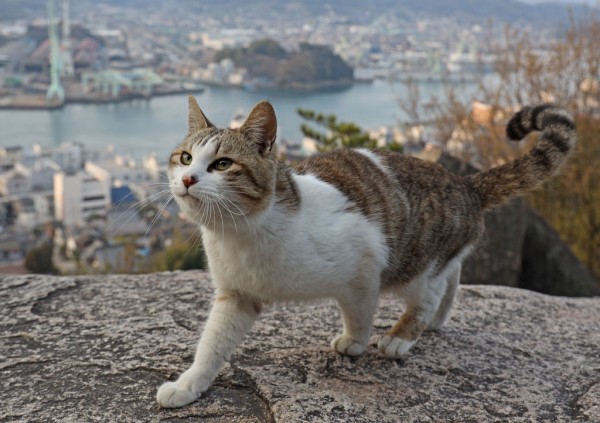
[378,335,416,358]
[331,334,367,356]
[156,381,198,408]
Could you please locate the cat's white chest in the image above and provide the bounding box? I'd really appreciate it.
[202,174,389,302]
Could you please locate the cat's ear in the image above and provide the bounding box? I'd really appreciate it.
[239,100,277,155]
[188,95,213,134]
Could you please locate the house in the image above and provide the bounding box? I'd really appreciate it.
[0,164,32,197]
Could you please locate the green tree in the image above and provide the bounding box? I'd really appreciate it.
[213,38,354,88]
[277,53,317,85]
[297,108,402,153]
[247,39,287,59]
[24,243,55,274]
[164,244,205,271]
[151,229,206,271]
[298,43,353,81]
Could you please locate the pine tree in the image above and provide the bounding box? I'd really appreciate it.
[297,109,402,153]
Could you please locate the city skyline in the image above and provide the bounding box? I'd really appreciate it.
[0,0,597,276]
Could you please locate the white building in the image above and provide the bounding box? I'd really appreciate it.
[14,195,54,228]
[85,156,152,187]
[192,59,247,86]
[301,137,319,155]
[50,142,85,172]
[30,158,61,192]
[143,154,165,181]
[0,163,32,197]
[200,29,255,50]
[0,146,23,167]
[32,142,116,170]
[54,170,111,226]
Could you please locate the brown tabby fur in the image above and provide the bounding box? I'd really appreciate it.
[156,100,577,409]
[172,101,575,292]
[295,103,575,344]
[295,104,576,290]
[173,99,575,352]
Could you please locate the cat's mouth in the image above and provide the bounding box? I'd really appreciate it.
[181,191,215,207]
[184,192,199,199]
[179,191,200,203]
[178,189,222,207]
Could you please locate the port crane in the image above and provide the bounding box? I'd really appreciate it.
[46,0,65,103]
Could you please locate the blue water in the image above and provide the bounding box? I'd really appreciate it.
[0,80,471,158]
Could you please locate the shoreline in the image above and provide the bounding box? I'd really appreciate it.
[0,75,477,111]
[194,77,362,92]
[0,86,206,111]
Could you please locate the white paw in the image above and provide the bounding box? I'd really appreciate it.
[378,335,416,358]
[331,335,367,356]
[156,381,198,408]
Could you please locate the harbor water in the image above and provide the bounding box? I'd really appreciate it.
[0,80,475,159]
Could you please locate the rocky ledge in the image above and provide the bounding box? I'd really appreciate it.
[1,271,599,422]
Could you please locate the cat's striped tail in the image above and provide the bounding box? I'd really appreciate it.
[468,104,576,210]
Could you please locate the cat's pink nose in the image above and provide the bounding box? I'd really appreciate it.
[182,175,198,188]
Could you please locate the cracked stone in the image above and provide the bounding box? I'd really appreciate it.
[1,271,599,422]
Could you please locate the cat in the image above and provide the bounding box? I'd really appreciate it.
[157,96,576,408]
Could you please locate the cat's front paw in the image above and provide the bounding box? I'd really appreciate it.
[156,381,198,408]
[378,335,416,358]
[331,334,367,356]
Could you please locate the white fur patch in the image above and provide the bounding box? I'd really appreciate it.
[378,335,416,358]
[331,334,368,356]
[355,148,391,176]
[377,244,473,357]
[203,173,389,302]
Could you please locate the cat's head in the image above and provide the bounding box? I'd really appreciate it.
[168,96,278,227]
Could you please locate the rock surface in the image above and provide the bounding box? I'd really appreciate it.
[1,271,599,422]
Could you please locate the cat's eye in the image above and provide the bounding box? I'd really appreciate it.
[180,152,192,166]
[212,158,233,171]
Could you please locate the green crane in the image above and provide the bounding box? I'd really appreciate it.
[46,0,65,103]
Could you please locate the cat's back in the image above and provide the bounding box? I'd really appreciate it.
[295,148,484,285]
[294,148,477,216]
[295,148,407,216]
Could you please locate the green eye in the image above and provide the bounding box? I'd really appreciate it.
[213,158,233,171]
[180,152,192,165]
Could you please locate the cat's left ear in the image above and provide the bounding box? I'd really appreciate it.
[240,100,277,155]
[188,95,214,134]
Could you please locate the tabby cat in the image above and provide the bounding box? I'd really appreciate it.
[157,96,575,408]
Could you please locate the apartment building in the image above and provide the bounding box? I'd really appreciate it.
[54,170,111,226]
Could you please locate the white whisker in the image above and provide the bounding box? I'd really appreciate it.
[144,195,174,238]
[109,189,172,236]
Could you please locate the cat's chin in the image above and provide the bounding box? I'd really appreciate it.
[175,194,201,214]
[178,193,200,204]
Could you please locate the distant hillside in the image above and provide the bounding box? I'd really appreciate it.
[262,0,590,22]
[214,39,354,89]
[0,0,592,23]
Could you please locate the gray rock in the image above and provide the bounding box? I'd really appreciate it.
[461,198,528,288]
[519,207,600,296]
[1,272,599,422]
[437,152,599,296]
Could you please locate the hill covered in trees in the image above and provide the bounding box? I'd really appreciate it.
[214,39,354,89]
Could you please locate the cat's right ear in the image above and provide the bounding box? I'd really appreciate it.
[188,95,214,134]
[239,100,277,155]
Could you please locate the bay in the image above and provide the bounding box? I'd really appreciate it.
[0,79,471,159]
